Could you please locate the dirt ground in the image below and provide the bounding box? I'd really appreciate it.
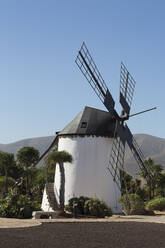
[0,221,165,248]
[1,213,165,228]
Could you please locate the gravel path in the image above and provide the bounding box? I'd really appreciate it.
[0,222,165,248]
[1,214,165,228]
[0,218,41,228]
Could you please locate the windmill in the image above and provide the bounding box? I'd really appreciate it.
[41,42,156,213]
[75,42,154,189]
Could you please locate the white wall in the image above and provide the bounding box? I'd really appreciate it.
[54,136,122,213]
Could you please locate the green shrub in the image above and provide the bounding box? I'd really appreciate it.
[145,197,165,211]
[0,190,41,218]
[65,196,112,218]
[0,190,19,217]
[17,195,41,219]
[84,198,112,218]
[119,194,145,215]
[65,196,89,215]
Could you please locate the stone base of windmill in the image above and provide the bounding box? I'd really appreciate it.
[41,183,59,209]
[33,183,63,219]
[32,211,57,219]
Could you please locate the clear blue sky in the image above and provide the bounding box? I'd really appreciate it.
[0,0,165,143]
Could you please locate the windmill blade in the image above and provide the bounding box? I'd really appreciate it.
[120,62,136,117]
[76,42,117,118]
[124,124,151,176]
[107,121,126,189]
[107,122,152,189]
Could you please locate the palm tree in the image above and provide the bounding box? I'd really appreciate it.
[0,151,15,193]
[16,147,40,194]
[47,150,73,213]
[140,158,163,199]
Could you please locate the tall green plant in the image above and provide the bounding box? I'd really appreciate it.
[119,194,145,215]
[16,147,40,194]
[0,151,15,193]
[120,169,143,197]
[140,158,163,199]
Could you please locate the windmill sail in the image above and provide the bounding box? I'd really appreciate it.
[124,124,151,176]
[107,134,125,189]
[75,42,118,118]
[75,42,152,190]
[120,62,136,117]
[107,121,126,189]
[108,123,152,188]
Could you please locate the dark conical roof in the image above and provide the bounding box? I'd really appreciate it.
[37,106,115,164]
[59,106,115,137]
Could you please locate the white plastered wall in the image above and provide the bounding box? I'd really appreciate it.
[54,136,122,213]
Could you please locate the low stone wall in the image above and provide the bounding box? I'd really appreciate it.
[32,211,57,219]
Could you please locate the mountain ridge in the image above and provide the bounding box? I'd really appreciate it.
[0,134,165,176]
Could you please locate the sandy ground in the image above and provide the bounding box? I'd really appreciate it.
[1,214,165,228]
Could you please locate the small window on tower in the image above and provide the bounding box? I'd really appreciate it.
[81,122,87,128]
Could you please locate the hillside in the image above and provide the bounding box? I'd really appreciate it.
[0,134,165,175]
[0,136,55,159]
[124,134,165,175]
